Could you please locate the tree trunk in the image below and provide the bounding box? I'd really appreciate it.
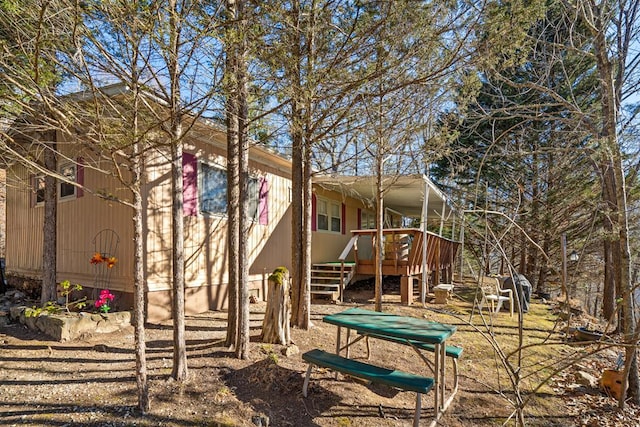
[290,133,303,325]
[288,0,305,328]
[236,0,250,359]
[592,21,639,405]
[41,134,57,305]
[260,268,291,345]
[602,237,615,320]
[170,135,187,380]
[297,139,311,329]
[600,161,619,326]
[297,0,316,330]
[374,152,384,312]
[168,0,187,381]
[224,0,240,350]
[131,90,149,412]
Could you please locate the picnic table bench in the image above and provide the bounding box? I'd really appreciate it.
[360,332,462,409]
[302,308,459,426]
[302,349,434,426]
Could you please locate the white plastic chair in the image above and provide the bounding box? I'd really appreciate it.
[478,278,513,317]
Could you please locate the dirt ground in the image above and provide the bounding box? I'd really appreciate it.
[1,284,639,427]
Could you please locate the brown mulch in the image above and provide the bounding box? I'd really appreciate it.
[0,286,638,427]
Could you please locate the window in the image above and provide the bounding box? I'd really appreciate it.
[200,163,227,215]
[248,177,259,219]
[360,210,376,229]
[317,197,341,233]
[200,162,261,220]
[31,159,83,207]
[59,163,77,199]
[35,175,45,204]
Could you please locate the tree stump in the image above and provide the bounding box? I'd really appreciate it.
[260,267,291,345]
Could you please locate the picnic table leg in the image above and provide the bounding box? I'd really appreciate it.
[442,357,459,411]
[434,343,440,419]
[302,364,313,397]
[413,393,422,427]
[335,327,342,379]
[439,343,446,413]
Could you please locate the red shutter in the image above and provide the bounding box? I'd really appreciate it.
[259,177,269,225]
[341,203,346,234]
[182,152,198,216]
[311,193,317,231]
[357,208,361,229]
[76,157,84,198]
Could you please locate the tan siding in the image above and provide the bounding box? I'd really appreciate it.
[143,140,293,301]
[311,187,365,264]
[247,165,292,275]
[6,143,134,293]
[6,164,44,275]
[143,147,174,292]
[6,120,294,320]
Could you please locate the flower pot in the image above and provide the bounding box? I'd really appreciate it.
[600,369,625,400]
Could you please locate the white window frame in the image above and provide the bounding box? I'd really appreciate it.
[58,163,77,200]
[316,197,342,233]
[199,161,260,220]
[34,175,45,205]
[360,210,376,229]
[199,162,228,216]
[247,176,260,221]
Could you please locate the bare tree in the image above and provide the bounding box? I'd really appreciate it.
[569,0,640,405]
[222,0,251,359]
[67,0,166,411]
[448,0,640,406]
[0,0,74,305]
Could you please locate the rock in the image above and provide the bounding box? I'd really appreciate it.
[282,344,299,357]
[9,306,25,320]
[13,310,132,341]
[251,414,270,426]
[11,291,25,301]
[576,371,598,388]
[0,311,8,326]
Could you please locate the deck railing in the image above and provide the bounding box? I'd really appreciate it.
[347,228,460,285]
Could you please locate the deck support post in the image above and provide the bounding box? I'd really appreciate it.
[401,275,414,305]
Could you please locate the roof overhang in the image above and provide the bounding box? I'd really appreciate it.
[313,174,452,220]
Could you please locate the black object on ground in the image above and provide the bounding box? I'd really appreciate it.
[501,274,532,313]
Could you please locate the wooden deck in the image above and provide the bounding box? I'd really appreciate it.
[347,228,460,304]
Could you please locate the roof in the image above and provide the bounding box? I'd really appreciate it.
[313,174,453,220]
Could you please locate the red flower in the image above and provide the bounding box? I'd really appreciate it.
[90,254,118,268]
[106,257,117,268]
[100,289,115,301]
[90,253,104,265]
[95,289,115,312]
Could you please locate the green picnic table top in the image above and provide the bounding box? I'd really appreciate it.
[323,307,456,344]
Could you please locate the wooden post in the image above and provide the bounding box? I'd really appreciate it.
[401,275,414,305]
[260,267,291,345]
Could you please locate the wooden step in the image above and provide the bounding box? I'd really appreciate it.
[310,290,339,295]
[312,262,356,268]
[311,283,340,289]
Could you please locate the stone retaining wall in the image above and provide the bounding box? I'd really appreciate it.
[9,307,131,341]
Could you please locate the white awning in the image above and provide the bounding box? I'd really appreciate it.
[313,174,451,219]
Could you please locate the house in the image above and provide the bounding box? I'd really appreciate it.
[4,87,458,322]
[310,174,459,303]
[5,90,294,321]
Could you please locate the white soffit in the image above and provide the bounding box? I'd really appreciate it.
[313,174,450,219]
